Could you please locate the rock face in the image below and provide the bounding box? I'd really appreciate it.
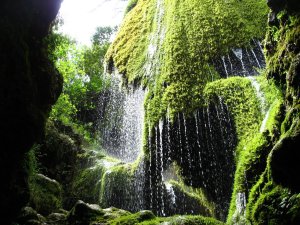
[0,0,62,223]
[265,0,300,196]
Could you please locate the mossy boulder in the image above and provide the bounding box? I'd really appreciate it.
[167,215,224,225]
[108,210,157,225]
[47,212,67,224]
[29,174,63,216]
[68,200,105,225]
[102,207,131,220]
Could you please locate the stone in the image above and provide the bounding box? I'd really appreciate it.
[137,210,156,221]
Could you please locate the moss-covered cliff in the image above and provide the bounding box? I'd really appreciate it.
[106,0,300,223]
[107,0,268,124]
[2,0,300,223]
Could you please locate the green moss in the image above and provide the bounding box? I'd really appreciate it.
[167,215,224,225]
[107,0,268,130]
[247,173,300,225]
[29,174,62,216]
[223,75,284,223]
[108,210,158,225]
[72,163,105,202]
[265,11,300,105]
[170,180,216,217]
[204,76,268,156]
[105,211,224,225]
[106,0,156,84]
[99,157,142,208]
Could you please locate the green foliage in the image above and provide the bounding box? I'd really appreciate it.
[46,24,114,142]
[24,144,40,179]
[265,11,300,100]
[246,171,300,225]
[106,212,224,225]
[92,26,115,46]
[225,77,284,223]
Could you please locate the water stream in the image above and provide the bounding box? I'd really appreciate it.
[98,74,145,162]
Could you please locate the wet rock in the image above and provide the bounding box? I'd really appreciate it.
[137,210,156,221]
[47,212,67,224]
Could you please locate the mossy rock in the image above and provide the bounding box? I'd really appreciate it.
[108,210,157,225]
[29,174,63,216]
[270,119,300,192]
[249,182,300,225]
[102,207,131,220]
[68,200,105,225]
[167,215,224,225]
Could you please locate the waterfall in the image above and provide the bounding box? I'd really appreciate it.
[98,74,145,162]
[260,108,271,133]
[213,40,265,78]
[233,48,246,75]
[246,76,272,133]
[221,56,229,78]
[95,73,147,212]
[166,183,176,205]
[247,76,267,114]
[251,48,261,68]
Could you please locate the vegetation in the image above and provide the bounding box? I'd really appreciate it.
[22,0,300,225]
[107,0,269,128]
[46,21,113,142]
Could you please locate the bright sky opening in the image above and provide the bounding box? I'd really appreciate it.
[58,0,128,45]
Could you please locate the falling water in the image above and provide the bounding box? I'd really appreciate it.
[247,76,267,114]
[221,56,229,78]
[260,108,271,133]
[165,183,176,205]
[228,54,233,72]
[177,113,184,165]
[246,76,271,134]
[236,192,247,215]
[183,114,193,185]
[233,48,246,75]
[159,120,165,216]
[98,74,145,162]
[251,48,261,68]
[148,121,153,209]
